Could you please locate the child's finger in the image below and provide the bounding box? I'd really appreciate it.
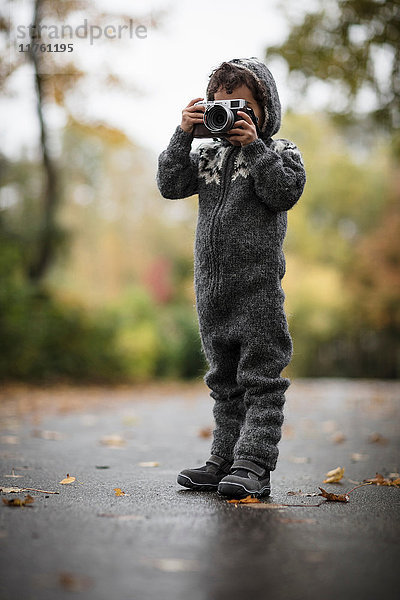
[237,110,253,124]
[231,119,252,129]
[187,97,204,107]
[186,104,205,112]
[228,125,249,134]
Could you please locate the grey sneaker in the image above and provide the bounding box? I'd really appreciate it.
[177,454,233,491]
[218,458,271,499]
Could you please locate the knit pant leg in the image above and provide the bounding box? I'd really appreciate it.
[201,333,246,461]
[233,303,293,471]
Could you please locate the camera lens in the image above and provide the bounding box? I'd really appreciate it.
[204,105,234,132]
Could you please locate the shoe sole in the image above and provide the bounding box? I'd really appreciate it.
[177,473,220,492]
[218,481,271,499]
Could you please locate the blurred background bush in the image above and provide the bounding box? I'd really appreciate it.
[1,0,399,383]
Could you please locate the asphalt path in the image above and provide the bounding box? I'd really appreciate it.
[0,378,399,600]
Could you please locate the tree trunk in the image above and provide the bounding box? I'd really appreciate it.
[28,0,60,282]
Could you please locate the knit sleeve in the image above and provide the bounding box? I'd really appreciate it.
[156,125,200,199]
[240,137,306,212]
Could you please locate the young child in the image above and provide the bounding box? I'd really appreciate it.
[156,57,306,498]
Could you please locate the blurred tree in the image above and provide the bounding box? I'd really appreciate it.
[0,0,160,282]
[268,0,400,139]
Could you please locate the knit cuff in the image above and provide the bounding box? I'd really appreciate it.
[167,125,195,154]
[240,137,268,161]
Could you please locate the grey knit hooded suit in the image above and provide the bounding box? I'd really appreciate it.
[156,58,306,471]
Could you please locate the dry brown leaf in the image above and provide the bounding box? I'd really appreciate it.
[363,472,400,487]
[59,474,76,484]
[323,466,345,483]
[59,572,93,592]
[331,431,346,443]
[319,482,373,502]
[198,426,213,438]
[227,495,261,504]
[2,494,34,507]
[318,487,349,502]
[368,432,388,445]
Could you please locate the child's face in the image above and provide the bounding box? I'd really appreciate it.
[214,83,263,144]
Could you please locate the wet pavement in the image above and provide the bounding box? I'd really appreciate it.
[0,378,399,600]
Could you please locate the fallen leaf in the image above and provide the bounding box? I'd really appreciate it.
[114,488,130,496]
[198,426,213,438]
[318,487,349,502]
[330,431,346,443]
[59,474,76,485]
[363,473,400,487]
[318,482,373,502]
[99,435,126,447]
[323,466,345,483]
[0,487,24,493]
[59,572,93,592]
[138,461,159,467]
[2,494,35,507]
[368,432,388,445]
[227,495,261,504]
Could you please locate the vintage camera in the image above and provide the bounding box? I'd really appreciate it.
[192,98,259,139]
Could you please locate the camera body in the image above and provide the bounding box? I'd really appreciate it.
[192,98,259,139]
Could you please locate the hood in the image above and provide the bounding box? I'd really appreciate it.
[206,57,281,144]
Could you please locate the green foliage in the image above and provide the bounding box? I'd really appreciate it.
[269,0,400,135]
[107,286,207,381]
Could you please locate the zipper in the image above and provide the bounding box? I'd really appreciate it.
[209,146,236,301]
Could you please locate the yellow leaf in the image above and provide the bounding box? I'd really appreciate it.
[227,495,261,504]
[100,435,126,447]
[114,488,125,496]
[59,474,76,484]
[323,466,345,483]
[2,494,35,507]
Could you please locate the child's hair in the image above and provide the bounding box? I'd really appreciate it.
[207,61,265,126]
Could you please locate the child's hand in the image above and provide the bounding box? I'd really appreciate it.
[180,97,206,133]
[227,110,258,146]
